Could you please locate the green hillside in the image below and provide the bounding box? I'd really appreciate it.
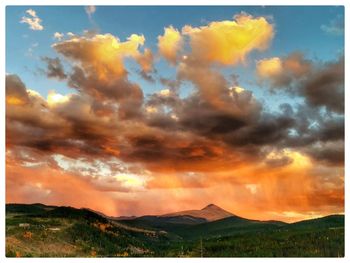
[188,214,344,257]
[175,216,287,239]
[5,204,345,257]
[6,204,174,257]
[6,203,55,215]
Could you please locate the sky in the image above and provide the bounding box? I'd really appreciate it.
[5,6,344,222]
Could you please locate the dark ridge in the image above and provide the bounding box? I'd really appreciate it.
[6,203,55,214]
[43,206,108,222]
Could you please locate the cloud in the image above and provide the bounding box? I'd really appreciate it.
[135,48,155,81]
[306,141,344,166]
[85,6,96,19]
[7,60,343,173]
[53,33,148,118]
[158,26,183,64]
[182,13,274,65]
[136,48,154,74]
[257,54,344,113]
[20,9,44,31]
[41,57,67,80]
[257,52,311,88]
[321,15,344,36]
[6,74,30,105]
[53,33,145,79]
[301,56,344,113]
[256,57,283,79]
[53,32,64,40]
[6,80,69,152]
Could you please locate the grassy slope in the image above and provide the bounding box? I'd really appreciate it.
[175,216,287,239]
[6,204,174,257]
[5,204,345,257]
[197,215,344,257]
[118,214,287,239]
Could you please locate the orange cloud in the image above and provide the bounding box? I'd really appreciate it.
[158,26,183,64]
[53,33,146,80]
[182,13,274,65]
[6,74,30,106]
[256,57,283,78]
[136,48,154,73]
[256,52,312,87]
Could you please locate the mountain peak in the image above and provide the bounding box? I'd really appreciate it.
[161,203,234,222]
[202,203,221,210]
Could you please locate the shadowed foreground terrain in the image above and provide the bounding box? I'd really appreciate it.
[6,203,344,257]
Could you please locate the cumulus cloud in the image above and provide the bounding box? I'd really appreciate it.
[53,33,149,118]
[20,9,44,31]
[53,33,145,78]
[135,48,155,81]
[182,13,274,65]
[6,74,30,105]
[158,26,183,64]
[41,57,67,80]
[301,56,344,113]
[53,32,64,40]
[257,52,311,88]
[306,141,344,166]
[257,53,344,114]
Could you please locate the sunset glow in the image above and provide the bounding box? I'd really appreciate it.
[6,6,344,223]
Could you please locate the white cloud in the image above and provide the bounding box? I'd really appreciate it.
[85,6,96,19]
[321,15,344,36]
[26,9,37,17]
[20,9,44,31]
[53,32,64,41]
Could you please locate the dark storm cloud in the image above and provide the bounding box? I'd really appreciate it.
[6,31,344,174]
[41,57,67,80]
[6,74,30,104]
[146,90,181,109]
[317,118,344,142]
[118,130,245,172]
[67,66,143,119]
[138,70,156,83]
[301,57,344,113]
[159,78,181,91]
[177,95,247,135]
[224,114,295,147]
[258,54,344,114]
[6,79,121,159]
[306,142,344,166]
[67,66,142,103]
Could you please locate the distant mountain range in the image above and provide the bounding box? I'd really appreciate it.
[5,203,344,257]
[160,203,234,222]
[114,203,290,238]
[112,203,235,225]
